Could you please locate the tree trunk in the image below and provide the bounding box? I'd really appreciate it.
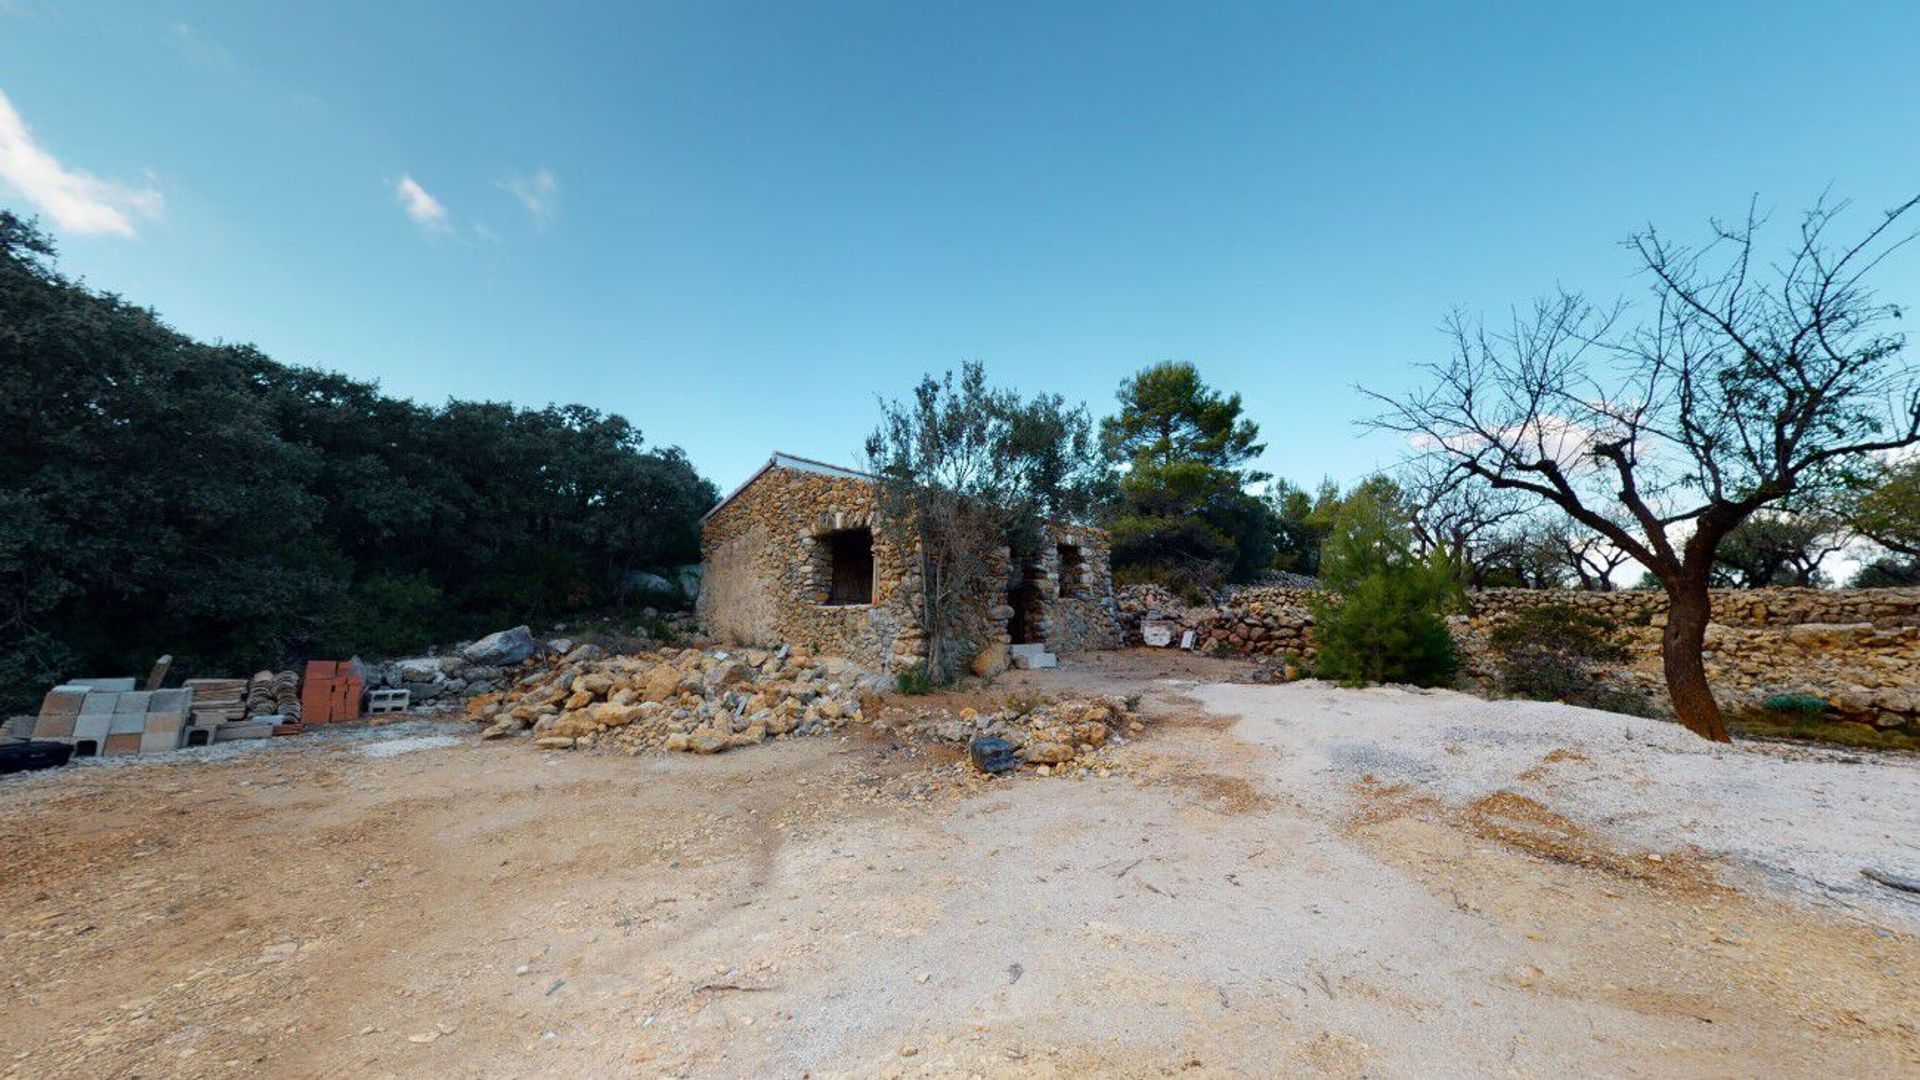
[1661,575,1730,742]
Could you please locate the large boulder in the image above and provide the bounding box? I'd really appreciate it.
[462,625,538,666]
[622,571,676,599]
[393,656,454,684]
[971,642,1009,678]
[674,564,704,602]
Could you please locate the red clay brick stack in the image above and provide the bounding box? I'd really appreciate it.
[299,660,364,726]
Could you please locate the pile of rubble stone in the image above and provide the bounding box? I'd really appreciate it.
[466,645,872,754]
[466,643,1146,770]
[873,694,1144,773]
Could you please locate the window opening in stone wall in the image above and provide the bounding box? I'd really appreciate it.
[1058,543,1086,597]
[824,528,874,605]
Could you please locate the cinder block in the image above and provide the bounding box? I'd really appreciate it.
[139,729,182,754]
[107,712,145,735]
[101,732,141,756]
[148,688,191,712]
[214,721,275,742]
[144,711,187,734]
[32,715,76,739]
[70,677,136,692]
[79,693,119,715]
[38,688,86,717]
[182,726,217,747]
[114,691,153,714]
[73,713,113,742]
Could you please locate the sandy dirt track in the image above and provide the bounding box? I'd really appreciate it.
[3,651,1917,1077]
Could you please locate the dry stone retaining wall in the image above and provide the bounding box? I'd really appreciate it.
[1116,583,1920,728]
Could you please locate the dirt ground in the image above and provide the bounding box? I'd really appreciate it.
[4,650,1917,1078]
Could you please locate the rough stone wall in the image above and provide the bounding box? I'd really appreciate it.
[1033,525,1124,653]
[1118,584,1320,658]
[1470,586,1920,630]
[1114,583,1920,727]
[699,464,1121,673]
[698,466,923,672]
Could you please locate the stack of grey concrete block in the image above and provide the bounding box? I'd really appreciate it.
[32,679,190,756]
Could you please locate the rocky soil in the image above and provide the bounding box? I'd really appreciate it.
[468,644,1145,773]
[2,649,1915,1077]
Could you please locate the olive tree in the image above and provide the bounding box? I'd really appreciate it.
[1367,195,1920,741]
[864,363,1102,683]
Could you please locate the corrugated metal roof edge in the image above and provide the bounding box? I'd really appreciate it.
[699,451,875,523]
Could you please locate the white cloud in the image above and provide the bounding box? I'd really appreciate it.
[503,168,557,225]
[169,22,235,71]
[0,89,163,238]
[394,173,449,230]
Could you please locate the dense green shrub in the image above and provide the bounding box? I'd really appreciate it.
[1309,485,1459,687]
[1487,603,1627,699]
[1483,602,1660,716]
[895,666,933,695]
[1760,693,1831,719]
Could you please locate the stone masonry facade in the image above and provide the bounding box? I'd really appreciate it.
[697,454,1121,674]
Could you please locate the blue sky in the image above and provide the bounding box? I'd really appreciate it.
[3,1,1917,494]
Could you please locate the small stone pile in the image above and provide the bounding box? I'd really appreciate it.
[466,645,870,754]
[877,694,1144,773]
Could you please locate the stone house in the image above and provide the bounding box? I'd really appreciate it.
[697,452,1121,674]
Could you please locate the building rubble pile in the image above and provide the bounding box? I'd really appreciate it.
[468,644,1147,771]
[874,694,1145,773]
[466,645,871,754]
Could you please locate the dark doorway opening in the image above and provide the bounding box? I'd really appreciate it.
[1007,562,1047,645]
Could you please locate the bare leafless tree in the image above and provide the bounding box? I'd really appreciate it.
[1554,527,1633,591]
[1367,194,1920,741]
[1399,461,1532,587]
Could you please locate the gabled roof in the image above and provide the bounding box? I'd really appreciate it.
[701,451,875,523]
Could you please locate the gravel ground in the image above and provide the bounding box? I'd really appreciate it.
[3,655,1915,1076]
[1196,679,1920,926]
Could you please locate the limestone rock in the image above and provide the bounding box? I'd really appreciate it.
[463,625,538,667]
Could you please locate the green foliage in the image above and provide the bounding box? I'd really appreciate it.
[865,362,1103,683]
[1760,693,1831,718]
[1100,362,1282,586]
[1487,603,1629,703]
[895,666,933,695]
[1850,557,1920,587]
[1269,478,1341,576]
[1709,513,1839,587]
[1308,485,1459,687]
[1847,457,1920,559]
[0,211,716,712]
[1728,708,1920,752]
[1111,561,1213,606]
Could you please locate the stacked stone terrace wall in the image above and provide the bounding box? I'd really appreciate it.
[1470,586,1920,629]
[1116,583,1920,728]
